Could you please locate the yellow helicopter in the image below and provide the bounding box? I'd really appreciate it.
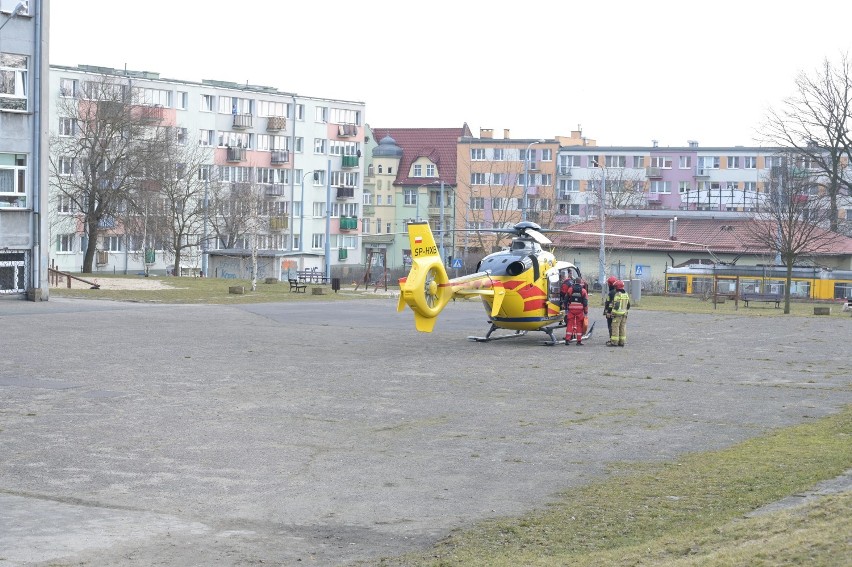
[397,220,595,345]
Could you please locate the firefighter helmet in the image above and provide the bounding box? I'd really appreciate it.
[615,280,625,290]
[607,276,617,286]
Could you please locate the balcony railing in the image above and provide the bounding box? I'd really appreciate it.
[339,216,358,230]
[233,114,253,129]
[140,105,164,122]
[266,115,286,131]
[271,150,289,165]
[646,167,662,178]
[695,168,711,178]
[336,186,355,199]
[341,155,359,168]
[337,123,358,137]
[266,183,286,197]
[269,216,289,231]
[227,147,246,162]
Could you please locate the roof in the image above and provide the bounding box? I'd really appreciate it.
[551,216,852,256]
[371,124,472,187]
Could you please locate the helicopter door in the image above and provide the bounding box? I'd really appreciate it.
[547,269,562,304]
[530,254,539,282]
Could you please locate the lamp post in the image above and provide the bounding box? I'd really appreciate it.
[598,164,607,302]
[202,177,209,277]
[298,170,316,253]
[324,159,331,282]
[522,139,545,221]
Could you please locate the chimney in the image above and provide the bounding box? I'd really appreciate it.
[652,139,659,148]
[480,128,493,139]
[669,216,678,240]
[503,128,511,139]
[688,140,699,148]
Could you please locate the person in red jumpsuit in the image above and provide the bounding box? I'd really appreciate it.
[562,278,589,345]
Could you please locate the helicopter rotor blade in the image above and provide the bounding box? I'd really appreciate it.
[524,228,552,245]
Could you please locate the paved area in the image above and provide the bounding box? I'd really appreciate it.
[0,297,850,566]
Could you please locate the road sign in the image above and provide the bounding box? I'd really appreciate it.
[635,265,643,276]
[452,258,463,269]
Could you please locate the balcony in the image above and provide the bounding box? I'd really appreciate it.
[266,183,286,197]
[338,248,349,260]
[339,216,358,231]
[646,167,662,178]
[336,186,355,199]
[269,216,289,231]
[341,155,359,168]
[96,250,109,265]
[647,192,661,202]
[337,123,358,137]
[232,114,253,129]
[558,166,572,176]
[271,150,289,165]
[140,105,164,123]
[266,115,286,131]
[694,168,711,178]
[227,147,246,162]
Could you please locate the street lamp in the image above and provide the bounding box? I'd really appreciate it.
[598,164,606,302]
[522,139,546,221]
[298,170,317,252]
[324,159,331,282]
[0,1,25,33]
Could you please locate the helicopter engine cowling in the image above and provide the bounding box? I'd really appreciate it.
[505,256,533,277]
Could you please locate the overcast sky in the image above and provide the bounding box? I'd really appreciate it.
[49,0,852,148]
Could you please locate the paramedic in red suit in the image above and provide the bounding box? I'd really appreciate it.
[563,279,589,345]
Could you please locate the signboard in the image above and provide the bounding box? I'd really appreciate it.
[452,258,463,269]
[635,265,644,277]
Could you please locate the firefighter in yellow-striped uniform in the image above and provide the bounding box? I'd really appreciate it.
[607,280,630,347]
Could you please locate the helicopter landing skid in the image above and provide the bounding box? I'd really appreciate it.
[467,324,529,343]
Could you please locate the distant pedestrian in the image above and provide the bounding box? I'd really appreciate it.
[603,275,617,338]
[607,280,630,347]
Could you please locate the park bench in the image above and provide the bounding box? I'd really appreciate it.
[288,278,307,293]
[740,292,782,308]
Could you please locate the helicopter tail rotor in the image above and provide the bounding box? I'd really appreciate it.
[398,222,453,332]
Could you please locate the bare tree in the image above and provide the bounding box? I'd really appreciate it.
[762,53,852,232]
[50,75,168,273]
[747,152,841,313]
[125,134,212,276]
[208,164,282,290]
[586,167,648,216]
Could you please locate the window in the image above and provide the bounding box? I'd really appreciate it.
[219,96,251,115]
[104,236,122,251]
[413,164,422,177]
[425,164,436,177]
[314,138,326,154]
[491,173,504,185]
[471,173,487,185]
[605,155,626,168]
[0,153,26,200]
[679,156,692,169]
[558,179,580,196]
[176,127,188,145]
[650,181,671,194]
[540,174,552,186]
[679,181,691,193]
[59,118,77,136]
[633,156,645,168]
[541,148,552,161]
[294,104,305,120]
[199,129,214,146]
[727,156,740,169]
[312,234,324,249]
[0,54,27,111]
[493,148,505,160]
[650,156,672,169]
[258,100,287,117]
[470,197,485,210]
[588,156,600,167]
[386,194,392,205]
[60,78,78,98]
[315,106,328,123]
[403,189,417,205]
[698,156,720,169]
[330,107,359,124]
[744,156,757,169]
[470,148,485,160]
[765,156,783,168]
[362,218,371,234]
[57,194,73,213]
[176,91,188,110]
[58,157,74,176]
[218,131,250,148]
[57,234,75,252]
[200,94,215,112]
[257,134,288,151]
[140,88,171,107]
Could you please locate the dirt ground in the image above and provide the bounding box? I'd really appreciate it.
[51,275,177,291]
